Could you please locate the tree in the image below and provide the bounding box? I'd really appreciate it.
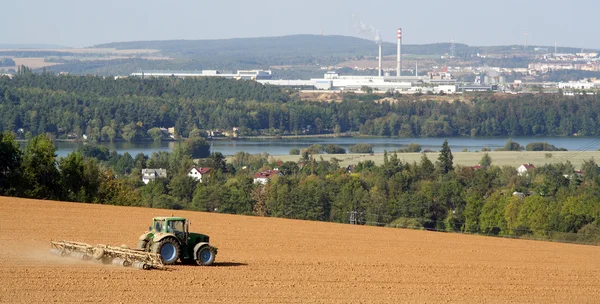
[289,148,300,155]
[0,132,22,195]
[348,143,373,154]
[419,153,436,180]
[581,158,599,185]
[361,86,374,94]
[324,144,346,154]
[479,153,492,170]
[405,143,422,153]
[304,144,324,155]
[101,126,116,142]
[59,152,101,203]
[147,127,163,143]
[22,134,61,199]
[181,137,210,159]
[436,140,454,175]
[168,175,197,207]
[502,138,522,151]
[121,123,138,142]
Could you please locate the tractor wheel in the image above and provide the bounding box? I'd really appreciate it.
[196,246,216,266]
[151,238,180,265]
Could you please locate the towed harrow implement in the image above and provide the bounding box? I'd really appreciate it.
[50,240,164,270]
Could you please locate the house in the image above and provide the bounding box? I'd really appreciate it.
[188,167,211,182]
[253,169,283,184]
[517,163,535,176]
[141,168,167,184]
[564,170,584,180]
[469,164,482,171]
[167,127,176,139]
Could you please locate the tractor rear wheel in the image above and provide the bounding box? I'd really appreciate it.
[151,238,180,265]
[196,246,216,266]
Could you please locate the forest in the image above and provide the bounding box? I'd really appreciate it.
[1,132,599,244]
[3,71,600,140]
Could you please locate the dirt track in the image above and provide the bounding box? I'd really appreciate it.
[1,197,599,303]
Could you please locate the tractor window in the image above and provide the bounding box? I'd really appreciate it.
[168,221,184,233]
[154,220,165,232]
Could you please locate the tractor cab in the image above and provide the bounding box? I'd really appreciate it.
[150,217,188,243]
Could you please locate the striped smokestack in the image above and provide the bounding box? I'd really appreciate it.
[397,28,402,77]
[378,43,382,77]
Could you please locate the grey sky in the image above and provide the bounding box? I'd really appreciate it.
[4,0,600,49]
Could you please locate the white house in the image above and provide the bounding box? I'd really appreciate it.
[188,167,211,182]
[517,163,535,176]
[141,168,167,184]
[253,169,283,184]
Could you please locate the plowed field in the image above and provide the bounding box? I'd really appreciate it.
[1,197,599,303]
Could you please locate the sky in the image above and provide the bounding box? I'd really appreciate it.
[3,0,600,49]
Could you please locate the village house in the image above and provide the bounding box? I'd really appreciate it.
[141,168,167,184]
[517,163,535,176]
[469,164,482,171]
[253,169,283,184]
[188,167,212,182]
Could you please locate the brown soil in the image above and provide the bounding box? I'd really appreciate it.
[1,197,599,303]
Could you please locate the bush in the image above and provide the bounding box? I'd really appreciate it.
[289,148,300,155]
[497,138,523,151]
[348,143,373,154]
[525,142,567,151]
[388,217,425,229]
[181,137,210,158]
[397,143,422,153]
[324,144,346,154]
[303,144,324,154]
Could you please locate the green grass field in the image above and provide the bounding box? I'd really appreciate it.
[261,151,600,169]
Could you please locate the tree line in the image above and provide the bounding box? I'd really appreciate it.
[4,73,600,141]
[1,133,599,244]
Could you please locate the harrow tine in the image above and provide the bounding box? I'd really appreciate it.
[50,240,164,270]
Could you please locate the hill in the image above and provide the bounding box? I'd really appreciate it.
[25,35,594,76]
[1,196,599,303]
[93,35,595,60]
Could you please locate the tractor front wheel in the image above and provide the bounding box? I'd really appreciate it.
[151,238,180,265]
[196,246,216,266]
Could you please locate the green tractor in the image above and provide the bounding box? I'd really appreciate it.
[138,217,217,266]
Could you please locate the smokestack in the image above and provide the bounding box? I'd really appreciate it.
[378,43,382,77]
[416,60,418,77]
[397,28,402,77]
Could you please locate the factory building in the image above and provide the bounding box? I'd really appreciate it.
[258,71,458,94]
[130,70,272,80]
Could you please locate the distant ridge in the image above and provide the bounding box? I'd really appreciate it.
[0,43,68,49]
[92,34,594,57]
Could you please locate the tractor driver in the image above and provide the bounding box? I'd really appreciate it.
[155,221,162,232]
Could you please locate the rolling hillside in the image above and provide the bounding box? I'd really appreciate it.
[1,196,599,303]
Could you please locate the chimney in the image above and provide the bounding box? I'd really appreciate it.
[397,28,402,77]
[378,43,382,77]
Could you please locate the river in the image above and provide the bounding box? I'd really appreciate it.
[44,137,600,158]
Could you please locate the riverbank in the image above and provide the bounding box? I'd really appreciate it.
[254,151,600,169]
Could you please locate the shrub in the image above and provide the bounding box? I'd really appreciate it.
[348,143,373,154]
[525,142,567,151]
[303,144,324,154]
[389,217,425,229]
[324,144,346,154]
[289,148,300,155]
[396,143,422,153]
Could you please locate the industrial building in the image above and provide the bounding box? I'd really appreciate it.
[258,71,457,94]
[130,70,273,80]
